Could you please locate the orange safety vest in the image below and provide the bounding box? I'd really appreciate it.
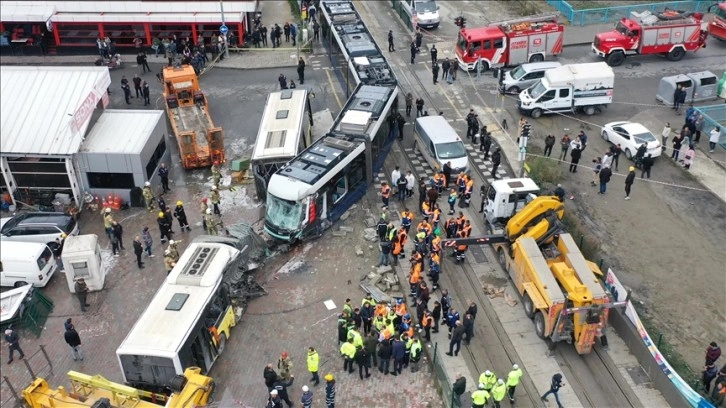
[461,225,472,238]
[409,268,421,285]
[432,235,441,250]
[393,239,403,256]
[417,221,431,235]
[375,304,388,317]
[381,327,392,340]
[421,201,431,216]
[456,216,467,229]
[457,229,468,251]
[381,185,391,198]
[398,228,408,247]
[401,210,414,224]
[465,179,474,195]
[422,314,433,328]
[395,303,407,316]
[432,208,441,225]
[410,252,422,265]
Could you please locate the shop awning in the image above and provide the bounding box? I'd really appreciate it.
[0,5,56,22]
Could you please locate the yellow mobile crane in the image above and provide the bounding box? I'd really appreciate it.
[23,367,214,408]
[446,178,627,355]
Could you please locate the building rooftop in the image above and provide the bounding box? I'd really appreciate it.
[80,110,165,155]
[0,66,111,156]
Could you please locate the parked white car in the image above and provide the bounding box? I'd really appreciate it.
[601,121,662,159]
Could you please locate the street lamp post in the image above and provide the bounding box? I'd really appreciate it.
[220,0,229,58]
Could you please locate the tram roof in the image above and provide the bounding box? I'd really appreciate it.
[116,243,239,357]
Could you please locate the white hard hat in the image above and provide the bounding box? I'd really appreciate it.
[478,383,485,389]
[169,240,175,245]
[498,379,505,385]
[105,207,112,213]
[206,208,212,214]
[485,370,492,376]
[211,185,217,190]
[512,364,519,370]
[145,181,151,186]
[270,389,278,395]
[302,385,309,392]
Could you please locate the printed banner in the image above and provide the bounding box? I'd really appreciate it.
[605,269,714,408]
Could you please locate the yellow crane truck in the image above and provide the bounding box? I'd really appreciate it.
[162,65,225,169]
[446,178,627,355]
[23,367,214,408]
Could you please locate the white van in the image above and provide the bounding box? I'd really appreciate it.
[414,116,468,178]
[402,0,441,29]
[0,241,57,288]
[499,62,562,95]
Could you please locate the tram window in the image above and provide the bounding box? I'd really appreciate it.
[333,177,347,204]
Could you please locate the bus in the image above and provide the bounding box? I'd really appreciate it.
[251,89,311,201]
[263,0,399,243]
[116,242,240,392]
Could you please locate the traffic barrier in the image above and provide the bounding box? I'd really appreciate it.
[546,0,710,26]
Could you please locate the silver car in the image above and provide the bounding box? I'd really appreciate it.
[1,212,79,246]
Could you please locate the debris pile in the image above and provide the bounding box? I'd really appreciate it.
[360,265,404,304]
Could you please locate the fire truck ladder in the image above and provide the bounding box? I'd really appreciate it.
[493,13,562,30]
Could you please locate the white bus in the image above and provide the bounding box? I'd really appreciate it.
[116,242,240,392]
[251,89,311,200]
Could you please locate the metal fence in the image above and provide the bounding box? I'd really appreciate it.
[546,0,712,26]
[391,0,415,31]
[695,104,726,148]
[1,345,54,407]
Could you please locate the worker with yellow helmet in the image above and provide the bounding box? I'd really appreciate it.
[157,210,172,243]
[173,200,191,231]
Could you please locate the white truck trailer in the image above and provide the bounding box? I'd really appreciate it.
[518,62,614,118]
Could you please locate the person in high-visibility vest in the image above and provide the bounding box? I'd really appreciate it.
[340,339,356,373]
[479,370,497,392]
[307,347,320,386]
[506,364,524,403]
[400,208,414,233]
[471,383,490,408]
[491,378,507,408]
[380,181,391,209]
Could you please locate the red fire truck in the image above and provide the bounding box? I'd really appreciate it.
[707,2,726,41]
[454,14,565,72]
[592,9,708,66]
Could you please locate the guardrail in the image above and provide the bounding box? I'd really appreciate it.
[695,105,726,149]
[546,0,712,26]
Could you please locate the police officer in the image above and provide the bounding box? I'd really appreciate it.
[491,148,502,179]
[432,61,439,84]
[430,44,438,64]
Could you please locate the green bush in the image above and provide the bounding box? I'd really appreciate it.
[525,156,564,190]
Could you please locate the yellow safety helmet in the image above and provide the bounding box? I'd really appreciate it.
[158,212,165,218]
[176,201,183,206]
[325,373,334,381]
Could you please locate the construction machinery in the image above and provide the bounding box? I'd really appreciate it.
[24,367,213,407]
[23,367,214,407]
[162,65,224,169]
[592,9,708,66]
[445,178,627,355]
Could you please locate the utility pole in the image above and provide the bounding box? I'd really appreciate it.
[518,121,530,176]
[220,0,229,58]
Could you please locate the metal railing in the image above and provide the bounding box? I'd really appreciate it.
[391,0,415,31]
[695,105,726,148]
[546,0,711,26]
[1,345,54,407]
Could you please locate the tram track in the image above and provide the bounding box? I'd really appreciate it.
[352,2,644,407]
